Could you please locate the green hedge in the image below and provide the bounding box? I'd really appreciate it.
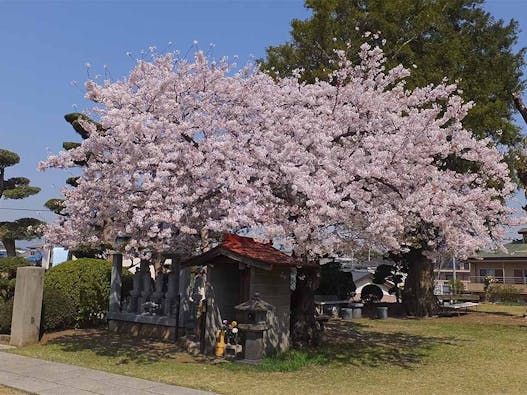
[0,257,28,333]
[489,284,522,303]
[42,258,132,332]
[0,257,29,302]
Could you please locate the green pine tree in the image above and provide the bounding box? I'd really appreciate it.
[261,0,526,161]
[0,149,43,256]
[44,113,101,215]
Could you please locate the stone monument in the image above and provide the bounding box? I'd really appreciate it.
[10,267,45,347]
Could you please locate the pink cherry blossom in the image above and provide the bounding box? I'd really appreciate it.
[40,43,518,261]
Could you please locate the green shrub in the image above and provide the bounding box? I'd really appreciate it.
[489,284,522,303]
[361,284,384,303]
[447,279,465,295]
[0,257,28,333]
[0,299,13,333]
[0,257,28,302]
[42,258,132,332]
[318,262,356,299]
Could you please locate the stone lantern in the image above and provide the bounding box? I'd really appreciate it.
[234,293,274,363]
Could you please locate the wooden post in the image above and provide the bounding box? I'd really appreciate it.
[109,253,123,313]
[199,299,208,354]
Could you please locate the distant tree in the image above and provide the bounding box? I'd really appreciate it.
[0,149,42,256]
[360,284,383,304]
[317,261,356,300]
[261,0,526,165]
[373,263,404,303]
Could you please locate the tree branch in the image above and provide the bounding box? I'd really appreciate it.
[513,92,527,125]
[332,128,364,143]
[182,134,199,149]
[371,176,403,198]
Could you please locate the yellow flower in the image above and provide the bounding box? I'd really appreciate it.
[231,320,237,327]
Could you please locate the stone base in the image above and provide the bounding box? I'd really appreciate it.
[108,320,177,341]
[225,344,243,360]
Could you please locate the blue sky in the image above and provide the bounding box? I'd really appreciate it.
[0,0,310,223]
[1,0,527,238]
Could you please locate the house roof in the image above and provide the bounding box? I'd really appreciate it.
[470,241,527,260]
[182,233,318,270]
[351,270,371,283]
[351,269,395,288]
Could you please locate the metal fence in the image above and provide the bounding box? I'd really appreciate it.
[470,276,527,285]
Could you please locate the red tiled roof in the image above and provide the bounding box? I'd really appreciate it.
[182,233,318,269]
[221,233,305,268]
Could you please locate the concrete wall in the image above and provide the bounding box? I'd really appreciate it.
[250,267,291,353]
[108,320,177,340]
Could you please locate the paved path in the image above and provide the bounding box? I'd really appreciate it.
[0,351,214,395]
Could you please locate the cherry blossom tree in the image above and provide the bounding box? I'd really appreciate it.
[41,42,516,333]
[219,43,516,317]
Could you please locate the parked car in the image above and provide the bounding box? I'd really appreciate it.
[26,250,43,266]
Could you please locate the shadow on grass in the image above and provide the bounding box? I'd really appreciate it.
[317,320,457,369]
[471,310,522,317]
[40,329,194,365]
[225,319,460,373]
[40,319,459,372]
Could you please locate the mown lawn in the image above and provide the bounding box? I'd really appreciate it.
[5,303,527,395]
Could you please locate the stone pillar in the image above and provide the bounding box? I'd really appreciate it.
[139,260,152,313]
[169,257,180,296]
[179,266,192,328]
[109,253,123,313]
[10,267,45,347]
[129,269,143,313]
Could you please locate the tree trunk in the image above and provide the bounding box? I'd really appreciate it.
[402,249,438,317]
[2,238,16,257]
[290,268,321,347]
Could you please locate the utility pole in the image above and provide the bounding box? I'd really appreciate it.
[452,257,457,283]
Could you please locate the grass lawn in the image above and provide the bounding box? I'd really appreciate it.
[471,302,526,316]
[4,303,527,395]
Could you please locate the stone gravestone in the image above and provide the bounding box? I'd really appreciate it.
[10,267,45,347]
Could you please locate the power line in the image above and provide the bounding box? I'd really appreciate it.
[0,207,50,212]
